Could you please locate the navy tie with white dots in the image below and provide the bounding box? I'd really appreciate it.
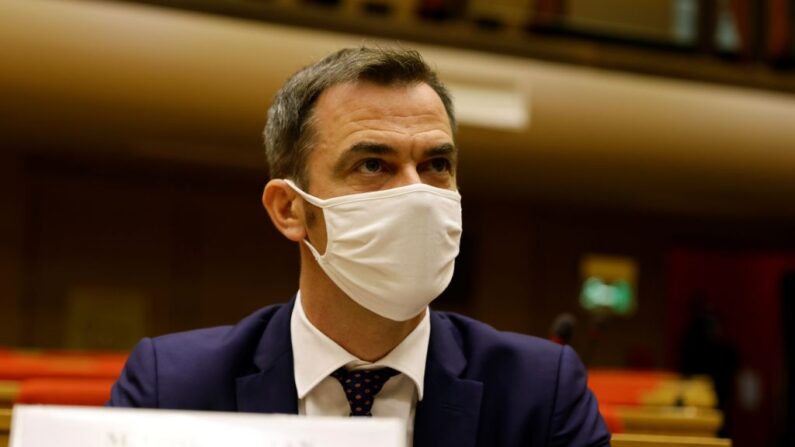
[331,367,399,417]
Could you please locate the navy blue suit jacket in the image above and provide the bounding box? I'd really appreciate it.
[109,299,610,446]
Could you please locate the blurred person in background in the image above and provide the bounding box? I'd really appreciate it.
[679,294,738,438]
[107,46,609,447]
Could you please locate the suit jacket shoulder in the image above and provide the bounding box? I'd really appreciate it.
[430,311,609,447]
[108,303,284,410]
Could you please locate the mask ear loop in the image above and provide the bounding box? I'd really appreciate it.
[283,179,329,257]
[301,211,325,257]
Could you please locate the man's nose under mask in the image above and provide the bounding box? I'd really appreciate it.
[284,180,463,321]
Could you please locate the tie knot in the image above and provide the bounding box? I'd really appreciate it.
[330,367,399,416]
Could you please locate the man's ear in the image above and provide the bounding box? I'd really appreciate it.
[262,179,306,242]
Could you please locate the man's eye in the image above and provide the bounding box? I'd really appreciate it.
[358,159,384,174]
[429,158,451,173]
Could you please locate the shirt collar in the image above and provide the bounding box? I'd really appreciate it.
[290,291,430,401]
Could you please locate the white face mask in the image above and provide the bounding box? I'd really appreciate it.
[284,180,463,321]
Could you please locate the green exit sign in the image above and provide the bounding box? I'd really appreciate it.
[579,254,637,316]
[580,277,633,315]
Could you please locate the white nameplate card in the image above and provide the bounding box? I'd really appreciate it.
[10,405,405,447]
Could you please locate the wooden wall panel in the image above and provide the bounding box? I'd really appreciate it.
[19,158,297,349]
[0,151,24,347]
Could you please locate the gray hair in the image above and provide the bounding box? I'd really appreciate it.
[263,46,455,188]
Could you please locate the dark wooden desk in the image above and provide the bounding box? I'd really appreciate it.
[0,408,11,447]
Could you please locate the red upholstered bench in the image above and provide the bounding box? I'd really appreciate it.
[589,369,680,406]
[15,378,115,406]
[0,350,126,407]
[0,351,126,381]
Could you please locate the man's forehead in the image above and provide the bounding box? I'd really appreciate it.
[311,81,452,140]
[316,80,446,115]
[319,79,420,97]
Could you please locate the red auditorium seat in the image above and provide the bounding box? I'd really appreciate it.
[15,378,115,406]
[0,351,126,381]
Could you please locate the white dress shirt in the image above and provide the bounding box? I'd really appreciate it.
[290,292,430,446]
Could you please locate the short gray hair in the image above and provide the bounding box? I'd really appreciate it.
[263,46,455,188]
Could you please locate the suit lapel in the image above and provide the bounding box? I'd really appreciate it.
[414,312,483,447]
[235,298,299,414]
[233,301,485,445]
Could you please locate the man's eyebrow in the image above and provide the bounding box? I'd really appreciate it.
[333,142,398,175]
[424,143,457,160]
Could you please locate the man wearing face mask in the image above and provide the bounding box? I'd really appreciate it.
[108,47,610,447]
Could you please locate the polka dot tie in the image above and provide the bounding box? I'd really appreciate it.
[330,367,399,417]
